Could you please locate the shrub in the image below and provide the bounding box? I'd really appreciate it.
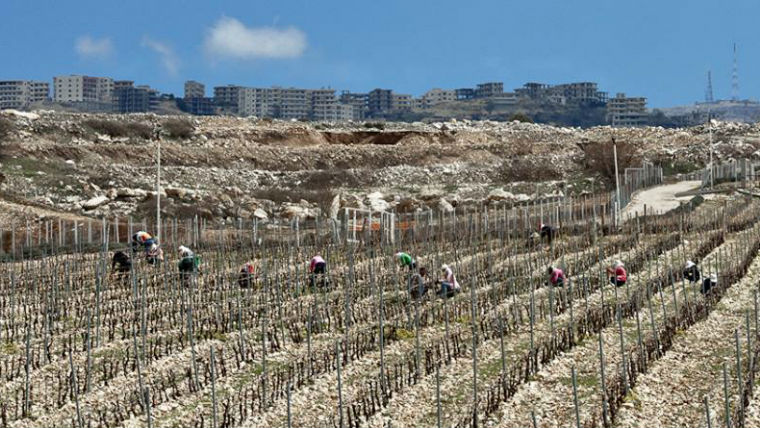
[508,112,534,123]
[163,118,194,139]
[363,122,386,130]
[301,170,360,189]
[499,157,561,182]
[0,117,13,142]
[580,139,637,184]
[126,122,153,139]
[84,119,152,139]
[83,119,126,137]
[662,160,700,176]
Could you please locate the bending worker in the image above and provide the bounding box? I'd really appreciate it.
[438,264,461,297]
[702,273,717,295]
[146,242,164,265]
[607,260,627,287]
[547,265,565,287]
[409,267,429,299]
[309,254,327,287]
[539,223,557,245]
[131,230,153,252]
[238,261,256,288]
[178,245,198,274]
[395,252,416,271]
[111,251,131,275]
[683,260,701,283]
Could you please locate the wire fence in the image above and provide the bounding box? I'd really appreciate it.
[0,162,662,260]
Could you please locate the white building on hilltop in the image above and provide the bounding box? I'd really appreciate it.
[0,80,49,110]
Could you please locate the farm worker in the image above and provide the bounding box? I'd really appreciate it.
[607,260,627,287]
[409,267,429,299]
[131,230,152,252]
[438,264,461,298]
[238,261,256,288]
[111,251,131,274]
[539,223,557,244]
[683,260,701,283]
[178,245,198,274]
[309,255,327,287]
[547,265,565,287]
[701,273,717,295]
[146,242,164,265]
[395,252,416,271]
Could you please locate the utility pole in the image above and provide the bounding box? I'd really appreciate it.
[613,138,621,226]
[155,126,162,243]
[708,110,714,190]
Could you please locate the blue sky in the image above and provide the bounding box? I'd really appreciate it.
[2,0,757,107]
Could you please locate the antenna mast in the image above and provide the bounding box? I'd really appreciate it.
[732,43,739,101]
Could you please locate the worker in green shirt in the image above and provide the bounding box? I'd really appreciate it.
[395,252,416,271]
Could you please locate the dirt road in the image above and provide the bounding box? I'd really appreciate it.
[620,180,703,219]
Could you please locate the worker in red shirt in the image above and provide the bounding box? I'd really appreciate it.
[607,260,627,287]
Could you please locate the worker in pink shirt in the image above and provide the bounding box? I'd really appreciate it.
[309,254,327,288]
[437,264,461,298]
[546,265,565,287]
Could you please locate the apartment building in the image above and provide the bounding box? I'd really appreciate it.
[184,97,215,115]
[213,85,243,114]
[607,93,647,127]
[455,88,475,100]
[220,85,349,120]
[238,87,277,117]
[418,88,456,108]
[53,75,113,105]
[490,92,518,107]
[114,80,134,90]
[112,81,158,113]
[515,82,551,99]
[340,91,368,119]
[391,93,413,111]
[515,81,607,105]
[552,82,607,104]
[0,80,49,109]
[312,102,355,122]
[475,82,504,98]
[368,89,393,115]
[184,80,205,99]
[337,103,355,121]
[310,88,338,120]
[181,80,213,115]
[279,88,311,119]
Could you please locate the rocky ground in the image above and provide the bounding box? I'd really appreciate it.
[1,109,759,223]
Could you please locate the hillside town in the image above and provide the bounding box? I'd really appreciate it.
[1,75,649,125]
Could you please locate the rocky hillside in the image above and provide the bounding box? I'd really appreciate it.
[0,110,759,223]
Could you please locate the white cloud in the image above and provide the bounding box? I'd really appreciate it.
[142,36,180,76]
[203,17,307,60]
[75,36,114,59]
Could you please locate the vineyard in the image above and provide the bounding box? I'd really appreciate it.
[2,189,760,428]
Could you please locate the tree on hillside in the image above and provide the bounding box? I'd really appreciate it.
[0,117,13,159]
[0,117,12,142]
[508,112,534,123]
[580,138,637,184]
